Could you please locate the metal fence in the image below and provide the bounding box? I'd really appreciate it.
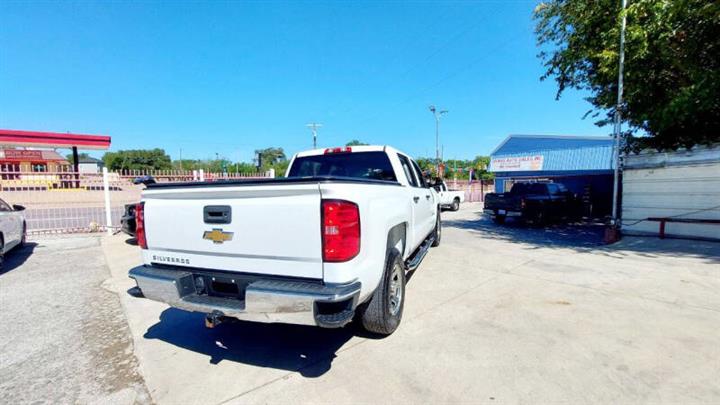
[0,166,491,234]
[0,167,271,234]
[447,180,495,203]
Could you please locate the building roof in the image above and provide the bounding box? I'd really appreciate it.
[490,134,612,156]
[489,135,615,173]
[79,156,103,164]
[0,148,69,163]
[0,129,111,150]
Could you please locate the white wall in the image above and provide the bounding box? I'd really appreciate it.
[78,162,100,174]
[621,145,720,240]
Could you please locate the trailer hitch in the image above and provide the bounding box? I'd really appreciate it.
[204,311,226,329]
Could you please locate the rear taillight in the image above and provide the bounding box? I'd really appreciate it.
[135,202,147,249]
[521,198,527,209]
[322,200,360,262]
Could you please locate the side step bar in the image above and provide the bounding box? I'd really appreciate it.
[405,235,435,271]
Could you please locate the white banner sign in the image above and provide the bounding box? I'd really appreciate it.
[490,155,544,172]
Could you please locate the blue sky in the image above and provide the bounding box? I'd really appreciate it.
[0,1,609,162]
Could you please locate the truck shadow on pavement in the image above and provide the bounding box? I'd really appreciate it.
[143,308,359,377]
[444,210,720,262]
[0,242,37,275]
[444,212,606,250]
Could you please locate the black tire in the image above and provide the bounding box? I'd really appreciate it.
[492,215,506,225]
[431,211,441,247]
[357,249,406,335]
[532,211,546,228]
[451,198,460,211]
[0,235,4,269]
[20,222,26,247]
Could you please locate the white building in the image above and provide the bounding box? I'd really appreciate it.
[621,144,720,241]
[78,156,104,174]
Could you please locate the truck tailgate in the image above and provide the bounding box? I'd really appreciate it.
[142,183,323,279]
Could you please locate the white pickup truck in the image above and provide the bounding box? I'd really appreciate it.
[434,180,465,211]
[129,146,441,335]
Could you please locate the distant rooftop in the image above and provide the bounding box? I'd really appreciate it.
[79,156,103,164]
[491,135,613,156]
[0,148,69,162]
[489,135,615,173]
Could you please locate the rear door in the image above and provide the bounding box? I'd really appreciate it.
[142,183,324,279]
[411,158,436,235]
[397,154,433,250]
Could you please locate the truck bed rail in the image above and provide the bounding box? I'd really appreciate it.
[145,175,401,189]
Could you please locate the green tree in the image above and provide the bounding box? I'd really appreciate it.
[102,149,172,171]
[271,160,290,177]
[255,147,286,168]
[65,152,91,165]
[534,0,720,150]
[346,140,368,146]
[416,156,493,180]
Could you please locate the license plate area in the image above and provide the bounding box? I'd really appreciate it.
[195,274,249,300]
[498,209,506,215]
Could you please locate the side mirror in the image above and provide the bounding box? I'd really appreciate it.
[12,204,25,211]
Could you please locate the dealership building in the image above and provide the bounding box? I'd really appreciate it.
[488,135,615,217]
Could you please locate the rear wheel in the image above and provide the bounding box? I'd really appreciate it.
[20,222,26,247]
[431,210,441,247]
[357,249,405,335]
[451,198,460,211]
[532,210,546,227]
[0,235,4,269]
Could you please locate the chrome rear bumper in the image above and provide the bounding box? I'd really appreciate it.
[129,266,361,328]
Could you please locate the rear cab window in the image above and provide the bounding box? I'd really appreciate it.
[511,183,549,195]
[397,154,419,187]
[410,159,428,188]
[287,151,397,181]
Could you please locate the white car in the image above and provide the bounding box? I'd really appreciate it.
[130,145,441,335]
[0,198,27,267]
[434,180,465,211]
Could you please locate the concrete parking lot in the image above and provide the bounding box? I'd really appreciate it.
[1,202,719,404]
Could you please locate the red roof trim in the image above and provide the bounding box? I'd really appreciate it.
[0,129,111,150]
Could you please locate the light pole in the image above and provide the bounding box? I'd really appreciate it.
[611,0,628,227]
[306,123,323,149]
[429,105,448,176]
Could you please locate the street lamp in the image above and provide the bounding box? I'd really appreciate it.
[306,123,322,149]
[429,105,448,176]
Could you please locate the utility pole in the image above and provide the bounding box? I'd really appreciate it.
[611,0,628,227]
[306,123,323,149]
[428,105,448,176]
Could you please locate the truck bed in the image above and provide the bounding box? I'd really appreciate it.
[140,176,401,280]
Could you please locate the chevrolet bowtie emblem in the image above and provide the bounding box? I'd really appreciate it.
[203,229,234,244]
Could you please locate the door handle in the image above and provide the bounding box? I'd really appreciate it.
[425,195,431,200]
[413,196,420,203]
[204,205,232,224]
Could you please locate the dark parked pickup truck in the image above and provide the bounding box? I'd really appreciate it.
[484,182,577,225]
[120,203,136,237]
